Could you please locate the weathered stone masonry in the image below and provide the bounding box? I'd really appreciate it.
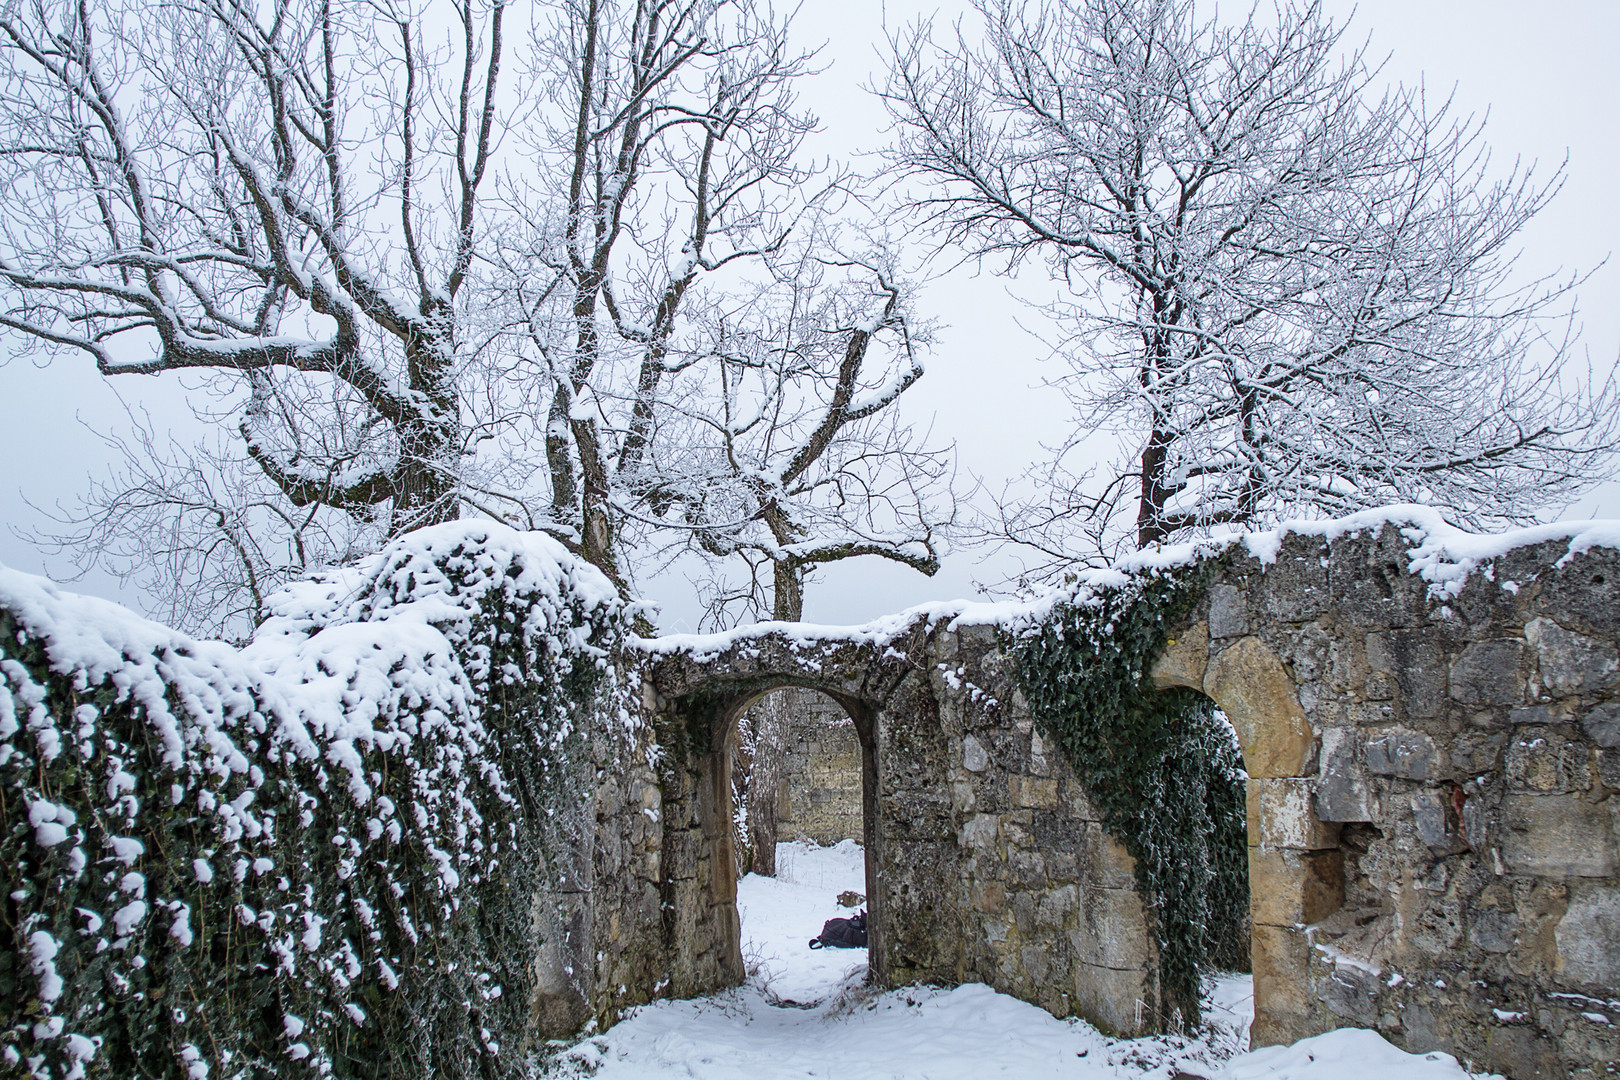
[566,520,1618,1080]
[1151,526,1620,1079]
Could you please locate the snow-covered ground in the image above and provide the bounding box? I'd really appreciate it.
[552,841,1499,1079]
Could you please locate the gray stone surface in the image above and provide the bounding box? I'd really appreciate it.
[1526,617,1620,696]
[1554,885,1620,989]
[1582,702,1620,748]
[1316,727,1373,822]
[1500,794,1617,877]
[1366,730,1440,781]
[1449,639,1529,707]
[1208,584,1250,638]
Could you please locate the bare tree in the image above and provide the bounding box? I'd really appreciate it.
[0,0,510,544]
[884,0,1618,576]
[633,228,953,626]
[22,410,372,637]
[495,2,954,612]
[0,0,956,635]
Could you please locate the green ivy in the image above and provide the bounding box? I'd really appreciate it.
[0,528,631,1079]
[1011,560,1249,1028]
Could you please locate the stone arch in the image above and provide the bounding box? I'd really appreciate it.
[1153,626,1341,1047]
[643,630,927,999]
[705,678,881,954]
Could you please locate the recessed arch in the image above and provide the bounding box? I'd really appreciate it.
[660,673,889,994]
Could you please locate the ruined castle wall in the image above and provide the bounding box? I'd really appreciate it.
[634,516,1620,1078]
[1155,526,1620,1078]
[757,687,864,847]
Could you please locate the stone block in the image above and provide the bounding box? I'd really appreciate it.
[1312,960,1380,1026]
[1500,794,1617,877]
[1600,749,1620,791]
[1036,884,1077,928]
[958,813,999,851]
[1071,886,1153,969]
[1209,585,1250,639]
[1248,777,1341,849]
[1411,790,1451,851]
[1450,639,1529,707]
[1029,730,1051,777]
[1020,944,1051,986]
[1151,622,1208,691]
[1483,1024,1561,1080]
[1583,702,1620,748]
[1383,631,1449,719]
[1554,884,1620,989]
[1468,907,1519,954]
[1250,924,1316,1047]
[1012,775,1059,809]
[1071,962,1155,1038]
[1366,729,1441,781]
[1525,617,1620,696]
[1505,729,1592,794]
[1204,636,1315,778]
[1248,846,1345,925]
[1316,727,1374,822]
[971,880,1007,915]
[1080,824,1137,891]
[1011,850,1048,889]
[1511,704,1562,726]
[961,733,990,772]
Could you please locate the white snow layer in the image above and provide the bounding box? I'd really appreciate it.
[557,842,1497,1080]
[637,504,1620,655]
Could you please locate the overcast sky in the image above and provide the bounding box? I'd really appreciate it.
[2,0,1617,633]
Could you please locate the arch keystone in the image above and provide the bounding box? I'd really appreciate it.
[1204,636,1313,778]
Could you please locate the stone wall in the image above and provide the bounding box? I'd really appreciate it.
[635,518,1620,1078]
[1152,526,1620,1078]
[753,687,864,847]
[641,619,1167,1037]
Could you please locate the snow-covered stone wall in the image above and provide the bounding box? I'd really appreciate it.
[643,510,1620,1080]
[6,508,1617,1079]
[0,523,661,1079]
[1150,520,1620,1078]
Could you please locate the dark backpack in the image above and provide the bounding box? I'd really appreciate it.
[809,909,868,949]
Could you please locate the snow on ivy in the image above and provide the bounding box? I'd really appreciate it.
[0,522,632,1079]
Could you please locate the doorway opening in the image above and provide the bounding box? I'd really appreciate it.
[1158,689,1254,1043]
[728,686,872,1007]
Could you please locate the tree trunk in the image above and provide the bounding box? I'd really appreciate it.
[744,691,789,877]
[735,560,807,877]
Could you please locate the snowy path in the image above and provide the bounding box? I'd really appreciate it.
[553,842,1497,1079]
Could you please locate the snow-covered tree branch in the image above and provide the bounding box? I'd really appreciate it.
[0,0,510,546]
[883,0,1619,579]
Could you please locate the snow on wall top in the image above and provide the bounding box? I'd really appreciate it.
[638,505,1620,658]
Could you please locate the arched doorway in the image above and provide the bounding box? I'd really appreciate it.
[731,687,872,1004]
[655,676,886,1001]
[1154,629,1342,1047]
[733,687,865,875]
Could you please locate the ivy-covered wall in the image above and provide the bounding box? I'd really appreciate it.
[646,511,1620,1080]
[0,524,662,1079]
[1150,523,1620,1079]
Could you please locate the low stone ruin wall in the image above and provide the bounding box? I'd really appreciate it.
[640,515,1620,1080]
[1149,525,1620,1078]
